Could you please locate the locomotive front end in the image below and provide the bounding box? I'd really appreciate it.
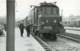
[37,2,61,34]
[38,17,61,33]
[30,2,65,40]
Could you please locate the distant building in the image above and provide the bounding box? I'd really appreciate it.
[69,15,80,27]
[62,15,80,27]
[62,16,70,26]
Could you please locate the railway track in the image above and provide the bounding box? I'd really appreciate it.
[65,29,80,31]
[64,27,80,31]
[57,33,80,43]
[32,32,80,51]
[32,34,52,51]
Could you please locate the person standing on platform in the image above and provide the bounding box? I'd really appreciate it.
[26,24,32,37]
[19,23,24,37]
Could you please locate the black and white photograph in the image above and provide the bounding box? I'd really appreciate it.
[0,0,80,51]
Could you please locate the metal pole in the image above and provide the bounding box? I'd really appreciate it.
[6,0,15,51]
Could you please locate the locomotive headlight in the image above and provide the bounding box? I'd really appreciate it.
[46,20,48,23]
[38,14,42,18]
[53,20,56,23]
[41,22,44,25]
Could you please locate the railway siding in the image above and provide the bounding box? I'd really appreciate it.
[64,27,80,31]
[57,32,80,43]
[32,33,80,51]
[65,29,80,31]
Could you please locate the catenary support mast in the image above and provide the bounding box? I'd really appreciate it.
[6,0,15,51]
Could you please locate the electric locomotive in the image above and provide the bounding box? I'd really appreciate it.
[26,2,65,40]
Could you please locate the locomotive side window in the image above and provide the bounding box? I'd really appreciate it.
[39,7,44,15]
[43,7,47,15]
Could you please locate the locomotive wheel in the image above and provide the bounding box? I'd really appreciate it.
[42,33,51,40]
[48,33,57,41]
[34,31,40,36]
[52,34,57,40]
[34,32,37,35]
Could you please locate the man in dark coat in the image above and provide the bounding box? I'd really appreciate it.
[26,24,32,37]
[19,23,24,37]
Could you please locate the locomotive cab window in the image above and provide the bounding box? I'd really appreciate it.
[43,7,51,15]
[39,7,59,16]
[51,7,59,15]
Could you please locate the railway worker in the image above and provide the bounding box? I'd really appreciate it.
[19,23,24,37]
[25,24,32,37]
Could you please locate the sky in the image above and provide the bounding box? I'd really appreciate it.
[0,0,80,21]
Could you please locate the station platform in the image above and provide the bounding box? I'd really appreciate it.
[0,27,45,51]
[15,27,45,51]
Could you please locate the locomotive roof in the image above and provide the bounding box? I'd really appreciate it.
[39,2,58,8]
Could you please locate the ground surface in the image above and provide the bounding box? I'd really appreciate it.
[47,37,80,51]
[1,27,80,51]
[0,27,45,51]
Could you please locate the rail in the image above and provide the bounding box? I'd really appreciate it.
[57,33,80,43]
[64,27,80,31]
[31,34,52,51]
